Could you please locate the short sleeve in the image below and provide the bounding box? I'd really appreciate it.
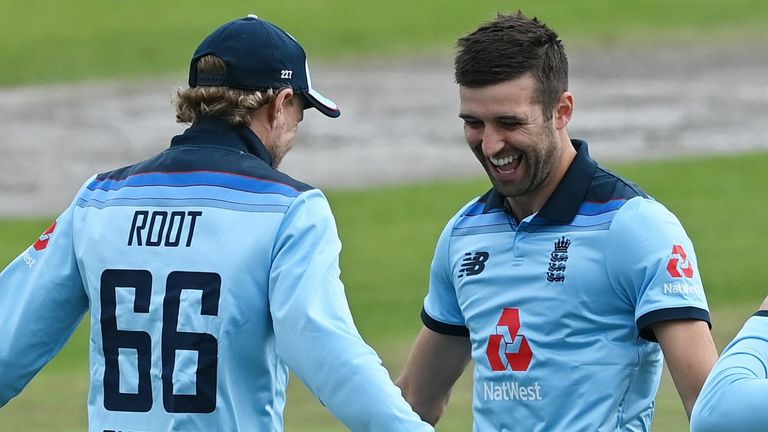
[606,197,710,341]
[422,214,468,337]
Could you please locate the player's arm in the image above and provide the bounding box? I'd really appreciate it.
[690,299,768,432]
[0,203,88,406]
[652,319,718,418]
[398,212,471,425]
[269,190,432,431]
[607,198,717,420]
[397,327,471,425]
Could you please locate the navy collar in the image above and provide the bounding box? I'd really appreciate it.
[483,139,598,223]
[170,116,273,166]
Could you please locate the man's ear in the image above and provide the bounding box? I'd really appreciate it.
[553,91,574,130]
[268,88,295,126]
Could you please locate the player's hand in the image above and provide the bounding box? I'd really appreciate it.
[759,294,768,311]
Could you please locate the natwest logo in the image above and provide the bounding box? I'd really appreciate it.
[33,221,57,251]
[666,244,694,278]
[486,308,533,372]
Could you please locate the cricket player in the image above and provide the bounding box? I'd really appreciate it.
[396,12,719,430]
[0,15,432,431]
[690,294,768,432]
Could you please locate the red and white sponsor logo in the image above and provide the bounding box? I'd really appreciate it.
[33,221,57,251]
[486,308,533,372]
[666,244,694,278]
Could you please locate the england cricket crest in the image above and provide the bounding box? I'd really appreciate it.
[546,236,571,283]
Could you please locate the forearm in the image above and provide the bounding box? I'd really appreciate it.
[276,319,431,431]
[691,315,768,432]
[397,370,452,425]
[397,328,471,425]
[0,266,87,406]
[654,319,718,419]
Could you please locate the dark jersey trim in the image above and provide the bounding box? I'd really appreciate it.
[754,310,768,318]
[481,140,648,224]
[636,306,711,342]
[421,308,469,337]
[97,117,314,194]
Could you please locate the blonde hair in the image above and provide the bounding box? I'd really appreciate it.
[175,55,279,127]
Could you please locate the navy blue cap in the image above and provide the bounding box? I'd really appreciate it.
[189,14,340,118]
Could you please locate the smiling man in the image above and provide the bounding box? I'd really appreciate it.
[397,11,718,431]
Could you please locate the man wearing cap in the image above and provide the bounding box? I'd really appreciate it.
[0,15,432,432]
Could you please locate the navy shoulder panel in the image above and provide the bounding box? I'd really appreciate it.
[96,146,314,194]
[586,166,649,203]
[467,188,501,215]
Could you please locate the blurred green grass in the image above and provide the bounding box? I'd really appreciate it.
[2,0,768,87]
[2,2,768,429]
[1,151,767,430]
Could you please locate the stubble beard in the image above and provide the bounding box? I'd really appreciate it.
[492,123,560,199]
[268,135,294,168]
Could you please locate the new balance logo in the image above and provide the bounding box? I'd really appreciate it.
[459,251,489,278]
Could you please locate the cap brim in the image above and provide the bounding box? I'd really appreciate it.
[303,88,341,118]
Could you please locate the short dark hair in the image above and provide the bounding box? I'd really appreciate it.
[455,11,568,119]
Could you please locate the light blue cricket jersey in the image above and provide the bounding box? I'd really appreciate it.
[423,141,711,431]
[0,117,431,432]
[691,312,768,432]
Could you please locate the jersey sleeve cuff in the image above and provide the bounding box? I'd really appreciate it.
[636,306,711,342]
[754,310,768,318]
[421,308,469,337]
